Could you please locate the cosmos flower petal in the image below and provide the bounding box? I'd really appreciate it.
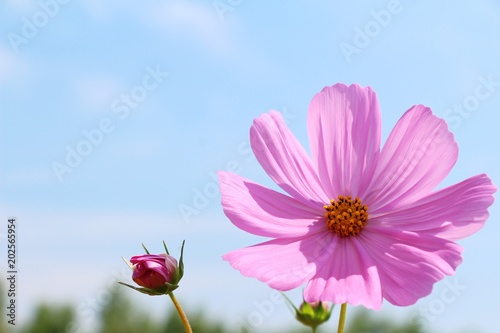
[303,235,383,310]
[222,236,320,291]
[218,171,324,238]
[130,254,168,265]
[366,105,458,212]
[219,84,494,310]
[372,174,496,240]
[362,227,463,306]
[307,83,381,197]
[250,110,329,208]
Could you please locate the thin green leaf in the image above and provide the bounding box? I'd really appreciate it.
[163,240,170,255]
[141,243,150,254]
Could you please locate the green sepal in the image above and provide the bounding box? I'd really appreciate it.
[174,240,185,284]
[163,240,170,255]
[163,240,184,286]
[282,293,333,330]
[296,300,333,329]
[295,301,333,328]
[119,240,186,296]
[141,243,150,255]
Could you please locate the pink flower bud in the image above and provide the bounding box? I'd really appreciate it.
[301,301,330,312]
[130,254,178,289]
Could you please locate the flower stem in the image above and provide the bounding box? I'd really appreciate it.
[168,292,193,333]
[337,303,347,333]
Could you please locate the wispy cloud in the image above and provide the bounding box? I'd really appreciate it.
[0,46,26,84]
[145,1,237,56]
[76,76,123,112]
[2,0,36,13]
[80,0,114,21]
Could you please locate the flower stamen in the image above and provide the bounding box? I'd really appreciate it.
[324,195,368,237]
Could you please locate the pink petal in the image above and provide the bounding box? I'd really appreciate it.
[303,235,383,310]
[130,254,167,264]
[365,105,458,212]
[362,226,463,306]
[223,235,322,291]
[218,171,324,238]
[371,174,496,241]
[307,83,381,198]
[250,111,329,209]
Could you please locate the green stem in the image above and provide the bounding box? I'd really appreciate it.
[168,292,193,333]
[337,303,347,333]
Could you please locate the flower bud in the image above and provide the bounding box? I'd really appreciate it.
[119,240,185,296]
[295,300,332,329]
[282,293,333,330]
[131,254,178,289]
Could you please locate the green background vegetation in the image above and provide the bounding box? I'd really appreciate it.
[0,283,432,333]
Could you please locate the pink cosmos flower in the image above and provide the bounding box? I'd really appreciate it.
[131,254,178,289]
[219,83,496,310]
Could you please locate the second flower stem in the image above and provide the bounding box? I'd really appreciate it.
[168,292,193,333]
[337,303,347,333]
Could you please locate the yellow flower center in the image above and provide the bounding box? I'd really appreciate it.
[324,195,368,237]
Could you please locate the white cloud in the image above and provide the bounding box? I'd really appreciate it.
[79,0,116,21]
[76,76,123,112]
[52,1,241,56]
[146,0,237,56]
[0,46,26,83]
[3,0,37,13]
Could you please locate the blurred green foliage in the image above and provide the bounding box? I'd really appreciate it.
[346,308,422,333]
[21,304,74,333]
[1,282,427,333]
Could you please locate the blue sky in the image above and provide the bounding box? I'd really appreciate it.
[1,0,500,332]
